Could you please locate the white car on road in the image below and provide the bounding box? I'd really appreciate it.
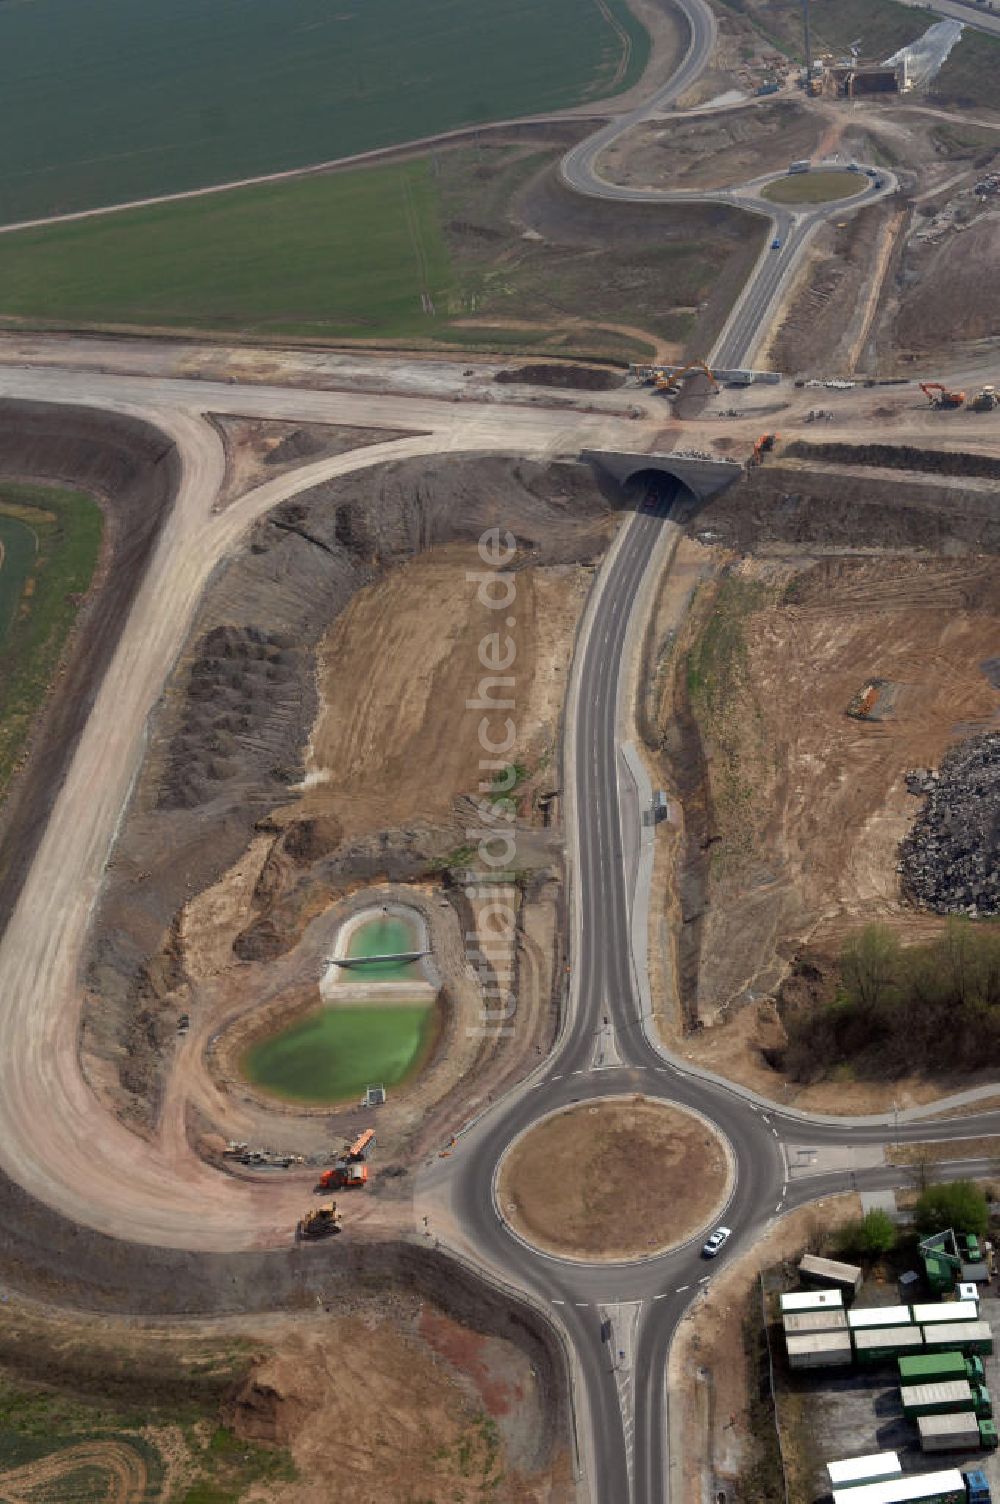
[702,1226,732,1258]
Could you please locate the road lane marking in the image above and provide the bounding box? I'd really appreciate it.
[698,1275,710,1283]
[552,1299,565,1305]
[574,1302,590,1307]
[675,1284,690,1293]
[550,1074,563,1081]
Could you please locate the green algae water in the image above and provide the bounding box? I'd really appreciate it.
[242,1002,436,1104]
[345,913,419,980]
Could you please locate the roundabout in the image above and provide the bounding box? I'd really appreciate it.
[495,1096,732,1264]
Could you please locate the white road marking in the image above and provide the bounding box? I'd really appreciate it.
[698,1275,710,1283]
[574,1301,590,1307]
[675,1284,690,1293]
[552,1299,565,1305]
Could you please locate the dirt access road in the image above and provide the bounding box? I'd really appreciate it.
[0,362,640,1251]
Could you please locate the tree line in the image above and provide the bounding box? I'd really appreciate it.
[780,921,1000,1081]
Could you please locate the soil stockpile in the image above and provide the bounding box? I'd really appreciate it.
[786,441,1000,480]
[695,465,1000,554]
[0,400,180,939]
[497,1097,730,1260]
[86,455,617,1128]
[901,734,1000,914]
[494,363,623,390]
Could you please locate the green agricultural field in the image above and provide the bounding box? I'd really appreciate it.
[0,484,103,799]
[0,144,759,363]
[762,170,865,204]
[243,1001,438,1104]
[0,162,452,338]
[0,0,648,226]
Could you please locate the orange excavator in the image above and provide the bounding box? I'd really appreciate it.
[920,381,965,409]
[747,433,779,467]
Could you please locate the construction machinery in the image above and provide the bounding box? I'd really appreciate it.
[970,386,997,412]
[921,382,966,409]
[653,359,720,397]
[297,1201,342,1240]
[317,1128,376,1191]
[747,433,779,468]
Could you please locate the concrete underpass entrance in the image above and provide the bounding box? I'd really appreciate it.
[581,449,743,503]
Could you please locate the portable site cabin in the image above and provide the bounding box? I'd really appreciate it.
[900,1380,978,1416]
[912,1303,979,1327]
[799,1253,863,1297]
[780,1288,844,1314]
[783,1310,849,1335]
[786,1331,853,1368]
[849,1306,913,1330]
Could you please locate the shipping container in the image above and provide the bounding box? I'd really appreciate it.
[901,1380,975,1416]
[918,1413,982,1453]
[923,1323,993,1356]
[854,1326,924,1363]
[780,1288,844,1313]
[850,1305,913,1330]
[913,1303,979,1326]
[800,1253,863,1295]
[900,1354,984,1385]
[786,1331,853,1368]
[828,1454,902,1488]
[784,1310,849,1334]
[832,1468,966,1504]
[978,1420,998,1450]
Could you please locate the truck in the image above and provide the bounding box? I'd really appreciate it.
[828,1454,902,1489]
[833,1468,979,1504]
[923,1323,993,1356]
[919,1414,986,1453]
[901,1381,992,1419]
[789,159,811,174]
[900,1354,986,1387]
[854,1326,924,1364]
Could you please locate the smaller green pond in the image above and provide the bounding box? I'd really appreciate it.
[242,1001,436,1104]
[345,913,420,980]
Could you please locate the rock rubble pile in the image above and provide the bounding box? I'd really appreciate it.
[901,733,1000,915]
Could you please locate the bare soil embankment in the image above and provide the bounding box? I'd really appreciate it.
[0,401,180,936]
[643,463,1000,1111]
[86,455,618,1138]
[0,1240,571,1503]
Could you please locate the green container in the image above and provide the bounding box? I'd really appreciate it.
[975,1384,993,1420]
[979,1420,999,1450]
[900,1354,967,1384]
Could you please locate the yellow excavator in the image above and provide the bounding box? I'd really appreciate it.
[654,359,720,396]
[297,1202,342,1240]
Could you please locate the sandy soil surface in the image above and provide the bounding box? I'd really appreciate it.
[77,452,614,1209]
[0,1277,568,1504]
[208,413,415,508]
[599,99,820,193]
[226,1311,569,1503]
[497,1097,731,1261]
[669,1196,860,1504]
[298,543,587,838]
[642,511,1000,1110]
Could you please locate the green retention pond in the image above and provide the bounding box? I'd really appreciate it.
[345,913,421,980]
[242,1002,437,1105]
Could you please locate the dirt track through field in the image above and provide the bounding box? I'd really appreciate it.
[0,1441,147,1503]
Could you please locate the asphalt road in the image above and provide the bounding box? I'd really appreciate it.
[0,2,992,1501]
